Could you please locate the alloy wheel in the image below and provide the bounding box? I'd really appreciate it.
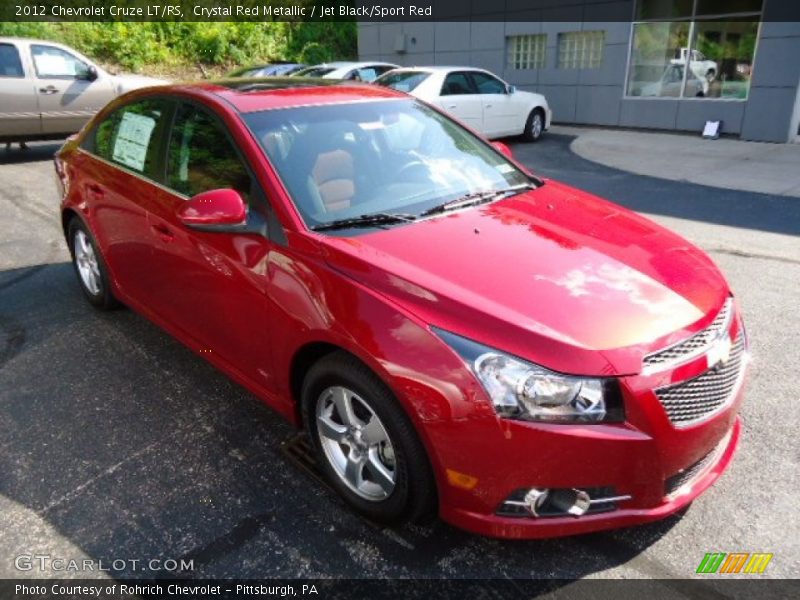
[74,229,101,295]
[315,386,397,501]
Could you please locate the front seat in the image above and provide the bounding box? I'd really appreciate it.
[310,148,355,213]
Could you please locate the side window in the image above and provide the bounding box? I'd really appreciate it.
[470,72,507,94]
[31,44,89,79]
[89,99,170,176]
[441,72,476,96]
[166,103,253,202]
[356,67,378,81]
[0,43,24,78]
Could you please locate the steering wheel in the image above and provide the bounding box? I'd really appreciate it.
[396,160,430,181]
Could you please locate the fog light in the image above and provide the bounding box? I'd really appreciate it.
[523,488,550,516]
[547,488,591,517]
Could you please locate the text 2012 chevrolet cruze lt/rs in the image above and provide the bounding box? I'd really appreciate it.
[55,79,748,538]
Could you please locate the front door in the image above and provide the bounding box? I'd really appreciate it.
[470,71,517,138]
[29,43,115,135]
[146,101,274,382]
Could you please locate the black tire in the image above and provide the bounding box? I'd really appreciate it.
[67,217,119,310]
[522,108,545,142]
[302,351,436,524]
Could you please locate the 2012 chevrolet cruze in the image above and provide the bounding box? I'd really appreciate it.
[55,79,748,538]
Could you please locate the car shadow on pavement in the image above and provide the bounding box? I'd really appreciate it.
[508,134,800,238]
[1,142,63,165]
[0,262,688,582]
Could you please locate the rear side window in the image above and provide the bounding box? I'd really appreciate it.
[91,98,172,177]
[166,103,253,202]
[0,43,23,78]
[441,72,476,96]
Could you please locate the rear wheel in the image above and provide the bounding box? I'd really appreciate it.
[67,218,119,310]
[302,351,436,523]
[523,108,545,142]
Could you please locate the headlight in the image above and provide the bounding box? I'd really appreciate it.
[434,328,624,423]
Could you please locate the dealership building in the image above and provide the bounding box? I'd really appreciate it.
[358,0,800,142]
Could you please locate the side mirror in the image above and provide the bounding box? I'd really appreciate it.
[177,189,247,231]
[492,141,514,159]
[78,65,99,82]
[506,84,516,94]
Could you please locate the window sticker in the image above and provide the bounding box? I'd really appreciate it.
[112,111,156,172]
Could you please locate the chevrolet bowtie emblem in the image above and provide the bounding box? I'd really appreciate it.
[708,335,732,369]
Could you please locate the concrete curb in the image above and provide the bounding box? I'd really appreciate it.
[550,125,800,198]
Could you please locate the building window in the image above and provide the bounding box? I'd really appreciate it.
[507,34,546,70]
[627,0,762,100]
[557,31,605,69]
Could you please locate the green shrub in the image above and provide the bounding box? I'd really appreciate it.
[0,21,356,72]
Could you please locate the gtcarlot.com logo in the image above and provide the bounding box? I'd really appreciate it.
[696,552,773,574]
[15,554,194,573]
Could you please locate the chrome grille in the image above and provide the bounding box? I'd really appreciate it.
[655,334,745,427]
[643,299,733,372]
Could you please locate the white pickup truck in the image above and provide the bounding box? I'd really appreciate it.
[670,47,718,84]
[0,37,166,144]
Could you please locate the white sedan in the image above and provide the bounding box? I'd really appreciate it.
[374,66,551,141]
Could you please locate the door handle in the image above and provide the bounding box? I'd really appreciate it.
[151,223,175,242]
[39,86,59,95]
[485,104,493,108]
[447,104,457,109]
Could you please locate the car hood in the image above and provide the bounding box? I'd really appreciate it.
[318,180,729,376]
[112,74,169,94]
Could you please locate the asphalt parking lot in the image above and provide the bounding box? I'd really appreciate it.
[0,133,798,583]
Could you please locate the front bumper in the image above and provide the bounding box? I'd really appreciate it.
[439,416,741,539]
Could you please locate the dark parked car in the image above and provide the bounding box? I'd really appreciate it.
[228,62,306,78]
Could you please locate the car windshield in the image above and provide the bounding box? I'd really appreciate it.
[375,71,430,92]
[243,99,533,231]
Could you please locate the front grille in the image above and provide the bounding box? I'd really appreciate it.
[665,430,731,496]
[655,333,745,427]
[643,299,732,372]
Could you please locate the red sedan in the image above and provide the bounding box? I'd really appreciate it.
[55,79,748,538]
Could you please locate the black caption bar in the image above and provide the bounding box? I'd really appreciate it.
[4,0,798,22]
[2,579,799,600]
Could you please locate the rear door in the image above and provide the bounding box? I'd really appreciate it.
[78,97,175,303]
[437,71,483,133]
[29,43,115,135]
[0,41,40,137]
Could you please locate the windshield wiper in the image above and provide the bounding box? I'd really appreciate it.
[311,212,417,232]
[419,183,537,217]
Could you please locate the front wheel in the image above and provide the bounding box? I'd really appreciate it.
[523,109,545,142]
[302,352,436,524]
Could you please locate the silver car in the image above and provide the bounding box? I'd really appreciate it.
[0,37,166,144]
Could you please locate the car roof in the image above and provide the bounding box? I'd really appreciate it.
[163,78,409,113]
[311,61,399,69]
[385,66,488,74]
